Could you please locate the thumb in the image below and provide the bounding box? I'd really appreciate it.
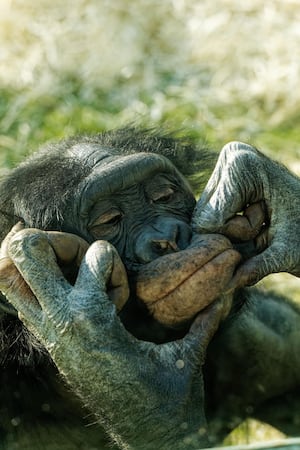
[182,298,225,359]
[74,240,129,312]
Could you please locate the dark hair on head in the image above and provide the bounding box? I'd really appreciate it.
[0,127,215,240]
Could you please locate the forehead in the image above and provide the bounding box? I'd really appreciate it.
[69,146,192,219]
[74,149,189,197]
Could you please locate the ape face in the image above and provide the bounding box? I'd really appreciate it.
[67,149,196,268]
[0,131,241,338]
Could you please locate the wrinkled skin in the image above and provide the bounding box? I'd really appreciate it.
[0,228,228,450]
[0,133,299,450]
[135,233,241,325]
[193,141,300,286]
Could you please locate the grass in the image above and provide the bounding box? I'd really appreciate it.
[0,0,300,446]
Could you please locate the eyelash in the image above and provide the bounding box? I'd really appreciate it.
[153,192,174,203]
[151,185,176,203]
[104,214,122,226]
[90,211,123,232]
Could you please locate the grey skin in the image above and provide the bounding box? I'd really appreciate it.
[1,231,223,450]
[193,141,300,286]
[0,140,300,449]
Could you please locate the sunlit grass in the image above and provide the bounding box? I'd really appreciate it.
[223,419,286,446]
[0,0,300,170]
[259,273,300,304]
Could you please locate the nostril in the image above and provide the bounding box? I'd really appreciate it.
[152,239,179,253]
[151,224,180,254]
[134,221,191,264]
[152,240,166,253]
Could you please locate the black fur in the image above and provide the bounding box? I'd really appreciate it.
[0,128,214,366]
[0,128,214,239]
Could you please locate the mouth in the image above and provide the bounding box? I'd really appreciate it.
[134,234,241,327]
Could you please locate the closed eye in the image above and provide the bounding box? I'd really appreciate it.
[91,209,123,227]
[103,215,122,225]
[152,188,175,204]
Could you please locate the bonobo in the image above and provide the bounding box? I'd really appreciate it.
[0,129,299,450]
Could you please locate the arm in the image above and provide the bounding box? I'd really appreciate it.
[192,141,300,287]
[209,288,300,407]
[0,228,225,450]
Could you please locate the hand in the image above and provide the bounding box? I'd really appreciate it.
[0,227,226,449]
[192,141,300,287]
[0,224,129,312]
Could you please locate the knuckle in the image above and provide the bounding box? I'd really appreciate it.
[220,142,261,173]
[89,239,112,255]
[192,203,223,231]
[86,240,115,271]
[9,229,50,258]
[221,141,258,156]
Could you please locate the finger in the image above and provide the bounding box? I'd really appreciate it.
[0,222,24,316]
[192,141,263,232]
[0,257,43,323]
[228,242,290,288]
[8,229,71,317]
[71,240,133,344]
[107,250,130,311]
[0,222,24,259]
[73,240,129,314]
[222,202,267,242]
[189,298,224,340]
[46,232,89,266]
[181,298,225,359]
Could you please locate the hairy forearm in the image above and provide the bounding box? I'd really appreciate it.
[55,347,208,450]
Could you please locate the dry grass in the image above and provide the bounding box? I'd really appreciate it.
[0,0,300,165]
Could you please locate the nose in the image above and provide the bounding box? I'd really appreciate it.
[134,218,192,264]
[151,227,180,254]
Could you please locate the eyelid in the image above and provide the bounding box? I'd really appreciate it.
[91,209,122,226]
[152,187,174,202]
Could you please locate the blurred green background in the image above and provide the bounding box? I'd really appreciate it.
[0,0,299,446]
